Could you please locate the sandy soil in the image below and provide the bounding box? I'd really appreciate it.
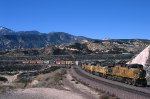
[0,88,86,99]
[1,73,20,85]
[61,71,100,99]
[6,74,18,83]
[0,69,99,99]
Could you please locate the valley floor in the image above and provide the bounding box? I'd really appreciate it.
[0,69,100,99]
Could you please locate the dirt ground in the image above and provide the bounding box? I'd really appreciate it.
[0,68,102,99]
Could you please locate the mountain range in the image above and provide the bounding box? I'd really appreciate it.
[0,26,150,55]
[0,26,87,50]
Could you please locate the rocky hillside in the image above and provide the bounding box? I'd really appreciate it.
[1,39,149,56]
[56,39,150,55]
[0,26,87,50]
[0,26,150,55]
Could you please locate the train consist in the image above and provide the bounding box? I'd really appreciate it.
[22,59,76,65]
[22,60,50,64]
[80,60,147,87]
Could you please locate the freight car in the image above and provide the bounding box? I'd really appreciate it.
[54,59,74,65]
[81,61,147,87]
[22,60,50,64]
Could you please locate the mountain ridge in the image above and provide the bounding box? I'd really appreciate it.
[0,26,88,50]
[0,26,150,51]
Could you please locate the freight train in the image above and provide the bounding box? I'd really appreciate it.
[80,60,147,87]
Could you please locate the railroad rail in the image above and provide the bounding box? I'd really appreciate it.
[71,65,150,99]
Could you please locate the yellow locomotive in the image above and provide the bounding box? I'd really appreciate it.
[81,61,147,87]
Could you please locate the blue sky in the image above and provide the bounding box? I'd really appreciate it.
[0,0,150,39]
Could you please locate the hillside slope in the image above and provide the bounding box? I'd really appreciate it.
[0,27,87,50]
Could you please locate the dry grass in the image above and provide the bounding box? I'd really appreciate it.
[99,94,119,99]
[0,68,67,94]
[99,94,109,99]
[0,85,15,93]
[28,68,67,88]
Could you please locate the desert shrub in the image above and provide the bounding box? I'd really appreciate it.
[16,72,34,84]
[34,68,67,88]
[0,76,8,82]
[0,85,15,93]
[99,94,109,99]
[99,94,119,99]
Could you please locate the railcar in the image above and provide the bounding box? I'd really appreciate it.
[111,64,147,86]
[81,61,147,87]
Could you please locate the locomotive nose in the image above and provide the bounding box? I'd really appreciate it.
[139,69,146,78]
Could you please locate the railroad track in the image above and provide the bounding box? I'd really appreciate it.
[71,66,150,99]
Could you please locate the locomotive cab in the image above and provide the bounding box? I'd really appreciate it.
[126,64,147,86]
